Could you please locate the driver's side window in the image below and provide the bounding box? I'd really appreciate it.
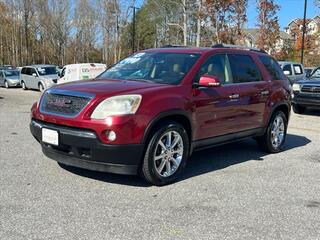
[194,54,232,84]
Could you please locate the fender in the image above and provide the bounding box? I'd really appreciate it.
[141,109,193,145]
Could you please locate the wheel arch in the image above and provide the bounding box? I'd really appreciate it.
[142,110,193,146]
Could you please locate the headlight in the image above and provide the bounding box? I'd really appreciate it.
[292,83,301,92]
[91,94,142,119]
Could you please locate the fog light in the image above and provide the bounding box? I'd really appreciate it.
[106,130,116,141]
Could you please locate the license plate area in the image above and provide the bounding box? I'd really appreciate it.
[42,128,59,146]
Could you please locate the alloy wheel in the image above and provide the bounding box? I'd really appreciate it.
[271,115,285,149]
[153,131,184,177]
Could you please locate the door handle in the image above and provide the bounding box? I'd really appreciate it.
[260,90,270,96]
[229,93,240,99]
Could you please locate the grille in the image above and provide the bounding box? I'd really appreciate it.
[41,92,91,117]
[301,85,320,93]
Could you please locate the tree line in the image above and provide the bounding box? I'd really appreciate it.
[0,0,319,67]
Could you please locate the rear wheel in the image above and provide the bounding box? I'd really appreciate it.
[257,111,287,153]
[4,81,9,88]
[292,104,306,114]
[21,81,27,90]
[39,83,45,92]
[141,121,189,186]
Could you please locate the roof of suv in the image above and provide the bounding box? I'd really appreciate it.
[144,45,268,55]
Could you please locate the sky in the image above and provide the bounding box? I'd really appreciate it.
[246,0,319,30]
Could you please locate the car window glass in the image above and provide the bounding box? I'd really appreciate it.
[61,68,66,77]
[293,64,303,75]
[98,52,200,85]
[312,68,320,77]
[228,54,262,83]
[282,64,292,75]
[30,68,36,75]
[25,68,31,75]
[259,56,284,80]
[194,54,232,84]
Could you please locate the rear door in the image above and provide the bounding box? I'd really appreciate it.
[226,53,269,131]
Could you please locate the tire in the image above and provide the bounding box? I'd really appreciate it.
[257,111,288,153]
[39,83,45,92]
[141,121,190,186]
[21,81,27,90]
[4,81,9,88]
[292,104,306,114]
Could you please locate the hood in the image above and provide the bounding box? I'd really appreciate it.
[6,76,20,81]
[297,78,320,85]
[42,74,59,80]
[51,78,169,96]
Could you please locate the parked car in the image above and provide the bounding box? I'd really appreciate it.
[279,61,306,84]
[0,69,20,88]
[30,45,291,185]
[20,65,58,92]
[292,71,320,114]
[58,63,106,84]
[0,65,16,70]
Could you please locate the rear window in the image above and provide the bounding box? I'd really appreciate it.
[259,56,284,80]
[228,54,262,83]
[293,64,303,75]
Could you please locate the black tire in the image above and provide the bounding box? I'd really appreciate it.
[292,104,306,114]
[4,81,9,88]
[39,83,45,92]
[141,121,190,186]
[257,111,288,153]
[21,81,27,90]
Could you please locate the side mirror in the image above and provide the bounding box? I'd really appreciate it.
[57,72,61,77]
[198,75,221,87]
[32,73,37,77]
[283,70,291,76]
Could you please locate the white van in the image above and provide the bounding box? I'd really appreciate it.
[58,63,107,84]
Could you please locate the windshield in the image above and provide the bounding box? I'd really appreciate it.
[97,52,200,85]
[4,70,19,76]
[37,67,58,76]
[310,68,320,79]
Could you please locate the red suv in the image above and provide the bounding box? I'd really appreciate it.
[30,45,291,185]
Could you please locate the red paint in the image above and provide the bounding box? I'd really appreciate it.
[31,47,291,145]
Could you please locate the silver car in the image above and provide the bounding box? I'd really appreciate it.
[278,61,306,84]
[20,65,58,92]
[0,69,21,88]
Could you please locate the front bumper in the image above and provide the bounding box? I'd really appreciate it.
[30,119,144,175]
[8,80,20,87]
[292,93,320,108]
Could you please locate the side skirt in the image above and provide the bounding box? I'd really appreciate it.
[191,128,264,153]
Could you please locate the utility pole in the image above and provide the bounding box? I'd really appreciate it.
[130,6,140,53]
[301,0,308,64]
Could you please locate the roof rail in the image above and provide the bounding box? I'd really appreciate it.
[211,44,267,54]
[160,44,188,48]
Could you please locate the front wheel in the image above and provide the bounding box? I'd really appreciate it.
[39,83,45,92]
[4,81,9,88]
[21,81,27,90]
[141,121,189,186]
[257,111,288,153]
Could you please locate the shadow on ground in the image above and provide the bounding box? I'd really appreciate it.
[59,134,311,187]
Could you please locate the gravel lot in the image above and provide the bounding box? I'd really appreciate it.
[0,87,319,240]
